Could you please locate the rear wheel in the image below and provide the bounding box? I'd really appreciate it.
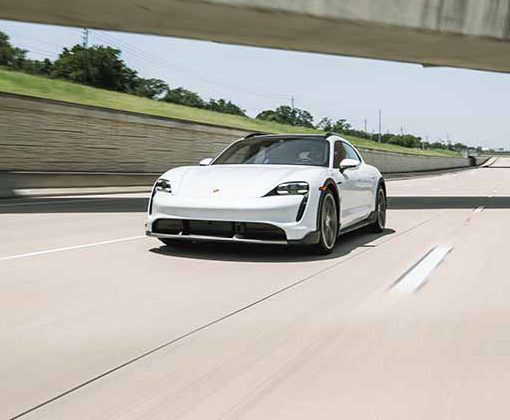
[314,191,338,255]
[367,185,386,233]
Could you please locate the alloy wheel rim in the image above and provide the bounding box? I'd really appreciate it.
[322,195,337,249]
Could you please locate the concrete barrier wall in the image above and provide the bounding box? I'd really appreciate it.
[475,157,491,166]
[0,93,247,173]
[0,92,482,193]
[360,148,471,173]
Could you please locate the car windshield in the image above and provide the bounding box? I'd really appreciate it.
[213,137,330,167]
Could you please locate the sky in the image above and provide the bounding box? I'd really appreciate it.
[1,19,509,150]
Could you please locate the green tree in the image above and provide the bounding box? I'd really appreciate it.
[22,58,54,76]
[256,105,314,128]
[453,142,467,151]
[316,117,333,131]
[387,134,422,149]
[295,108,314,128]
[0,31,27,69]
[51,45,137,92]
[206,98,246,116]
[256,109,279,122]
[134,78,169,99]
[430,141,446,150]
[162,87,206,108]
[331,119,352,133]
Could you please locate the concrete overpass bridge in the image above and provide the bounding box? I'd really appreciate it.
[2,0,510,73]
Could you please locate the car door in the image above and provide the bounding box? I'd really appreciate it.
[342,142,375,219]
[331,141,359,227]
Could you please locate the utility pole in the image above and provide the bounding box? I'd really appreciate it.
[400,126,404,136]
[291,96,295,110]
[364,119,367,133]
[82,28,89,48]
[378,109,382,143]
[82,28,90,83]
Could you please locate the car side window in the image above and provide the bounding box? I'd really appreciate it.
[342,143,361,162]
[333,141,346,168]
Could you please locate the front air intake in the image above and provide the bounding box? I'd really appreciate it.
[152,219,287,241]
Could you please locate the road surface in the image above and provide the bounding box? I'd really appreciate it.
[1,159,509,419]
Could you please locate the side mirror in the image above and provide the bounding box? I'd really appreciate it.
[339,158,359,172]
[199,158,213,166]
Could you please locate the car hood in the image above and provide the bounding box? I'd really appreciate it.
[166,165,322,198]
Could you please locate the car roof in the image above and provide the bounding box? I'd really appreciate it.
[243,133,335,140]
[241,133,347,143]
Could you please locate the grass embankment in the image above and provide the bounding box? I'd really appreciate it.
[0,69,460,157]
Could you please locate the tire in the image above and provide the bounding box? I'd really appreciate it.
[314,190,339,255]
[366,184,386,233]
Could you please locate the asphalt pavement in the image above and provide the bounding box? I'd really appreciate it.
[1,158,509,419]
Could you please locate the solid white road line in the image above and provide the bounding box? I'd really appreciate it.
[391,245,452,294]
[0,236,146,262]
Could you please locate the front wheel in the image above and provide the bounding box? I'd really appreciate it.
[314,191,339,255]
[367,185,386,233]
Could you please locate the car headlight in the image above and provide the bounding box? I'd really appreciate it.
[155,178,172,194]
[276,182,309,195]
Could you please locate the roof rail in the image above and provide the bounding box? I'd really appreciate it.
[244,132,266,139]
[325,132,340,139]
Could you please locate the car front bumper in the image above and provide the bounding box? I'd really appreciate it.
[146,192,320,244]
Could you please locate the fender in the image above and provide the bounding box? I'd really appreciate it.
[291,178,341,246]
[319,177,342,235]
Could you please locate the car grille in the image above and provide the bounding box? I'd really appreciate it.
[152,219,287,241]
[188,220,234,238]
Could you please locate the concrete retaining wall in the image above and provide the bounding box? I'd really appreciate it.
[474,157,487,167]
[0,92,247,173]
[0,92,484,195]
[361,148,471,173]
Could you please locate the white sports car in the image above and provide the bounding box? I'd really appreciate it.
[146,133,386,254]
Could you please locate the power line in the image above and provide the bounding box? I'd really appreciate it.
[9,35,67,50]
[23,50,59,59]
[17,45,60,59]
[91,30,292,101]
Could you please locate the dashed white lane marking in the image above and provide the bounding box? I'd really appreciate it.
[390,245,453,294]
[474,206,485,213]
[0,236,146,262]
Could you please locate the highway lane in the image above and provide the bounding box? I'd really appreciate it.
[1,159,509,419]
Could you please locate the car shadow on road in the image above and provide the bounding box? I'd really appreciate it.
[149,228,396,263]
